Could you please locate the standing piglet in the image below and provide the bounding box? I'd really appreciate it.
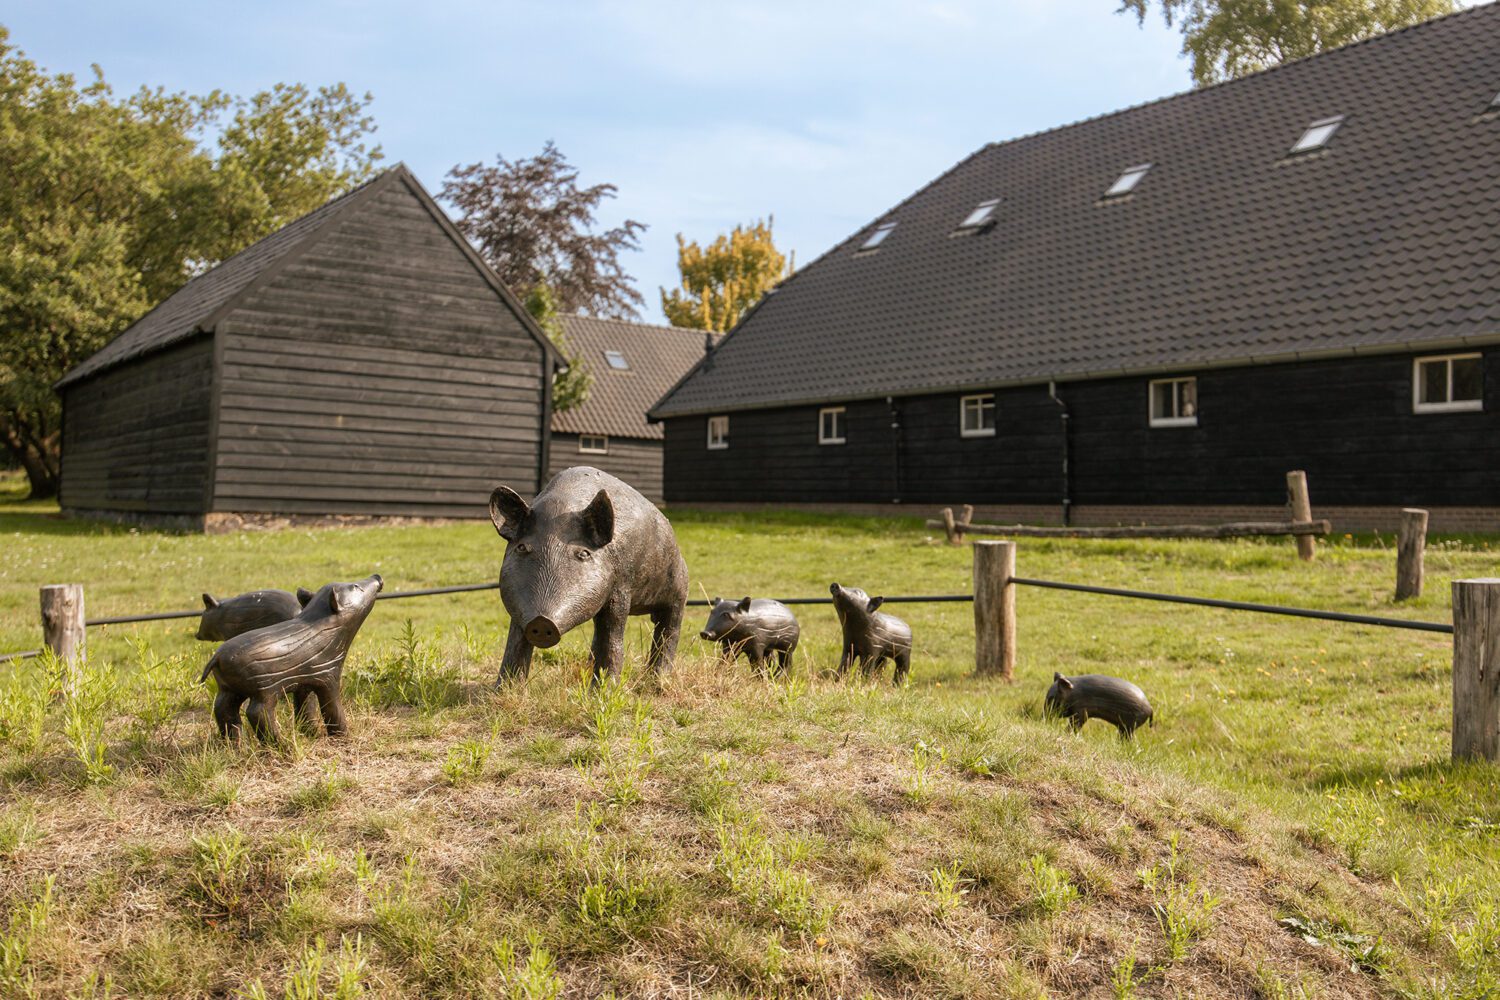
[700,597,800,676]
[1045,673,1154,738]
[830,582,913,684]
[200,575,382,742]
[196,588,312,641]
[489,467,688,684]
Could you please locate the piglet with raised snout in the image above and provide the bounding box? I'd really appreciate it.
[196,588,313,641]
[490,467,688,684]
[830,582,912,684]
[199,574,382,742]
[700,597,800,675]
[1046,672,1154,738]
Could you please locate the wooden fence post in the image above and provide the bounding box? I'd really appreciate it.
[1286,471,1315,562]
[973,540,1016,680]
[942,507,961,545]
[1395,508,1428,601]
[1452,579,1500,763]
[40,584,85,699]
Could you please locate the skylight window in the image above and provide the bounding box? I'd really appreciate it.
[860,222,897,251]
[603,350,629,371]
[957,199,1000,229]
[1290,116,1344,154]
[1491,91,1500,109]
[1104,164,1151,198]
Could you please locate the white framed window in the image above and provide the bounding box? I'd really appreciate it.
[1413,354,1483,413]
[1149,377,1198,427]
[1290,115,1344,154]
[818,407,846,445]
[602,350,630,371]
[859,222,897,251]
[707,415,729,449]
[959,394,996,437]
[578,434,609,454]
[1105,163,1151,198]
[956,199,1000,230]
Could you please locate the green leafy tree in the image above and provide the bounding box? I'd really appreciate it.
[523,283,592,414]
[661,219,789,333]
[1120,0,1458,86]
[0,25,381,497]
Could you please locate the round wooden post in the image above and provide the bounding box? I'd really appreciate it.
[942,507,961,545]
[1286,471,1315,562]
[1395,508,1428,601]
[40,584,86,698]
[1452,579,1500,763]
[973,540,1016,680]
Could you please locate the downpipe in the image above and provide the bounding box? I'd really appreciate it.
[1049,381,1072,527]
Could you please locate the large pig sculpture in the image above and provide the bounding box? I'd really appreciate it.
[199,574,383,742]
[489,467,688,684]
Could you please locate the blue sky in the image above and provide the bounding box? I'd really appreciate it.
[7,1,1191,322]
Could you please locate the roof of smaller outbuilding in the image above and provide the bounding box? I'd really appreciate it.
[58,165,562,388]
[551,316,713,440]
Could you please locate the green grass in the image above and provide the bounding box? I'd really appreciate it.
[1,494,1498,996]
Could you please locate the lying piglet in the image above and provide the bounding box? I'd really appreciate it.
[199,575,382,742]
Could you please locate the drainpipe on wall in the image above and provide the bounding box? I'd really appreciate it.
[887,396,903,504]
[1048,381,1072,526]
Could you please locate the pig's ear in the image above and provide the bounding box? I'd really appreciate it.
[489,486,531,541]
[202,593,219,610]
[296,587,314,607]
[581,489,614,547]
[328,587,343,614]
[710,596,721,606]
[866,596,885,613]
[737,596,753,612]
[1053,673,1073,690]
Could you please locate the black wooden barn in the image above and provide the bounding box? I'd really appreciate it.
[57,165,562,527]
[649,6,1500,532]
[548,315,710,502]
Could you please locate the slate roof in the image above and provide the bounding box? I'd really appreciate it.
[59,165,561,388]
[651,4,1500,418]
[552,316,712,440]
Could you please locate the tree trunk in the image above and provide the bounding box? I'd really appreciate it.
[0,418,60,498]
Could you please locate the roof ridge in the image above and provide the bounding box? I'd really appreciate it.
[561,313,700,337]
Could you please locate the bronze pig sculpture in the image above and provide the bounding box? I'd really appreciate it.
[490,467,688,684]
[196,588,313,641]
[830,582,912,684]
[700,597,800,675]
[199,575,383,742]
[1046,672,1154,737]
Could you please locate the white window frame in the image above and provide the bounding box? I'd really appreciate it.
[1104,163,1151,198]
[602,350,630,371]
[1149,377,1199,428]
[859,222,897,251]
[1413,353,1483,414]
[706,415,729,450]
[578,434,609,454]
[1290,115,1344,154]
[959,394,996,438]
[818,406,846,445]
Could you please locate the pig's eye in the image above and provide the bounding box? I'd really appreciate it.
[573,548,592,561]
[514,542,531,556]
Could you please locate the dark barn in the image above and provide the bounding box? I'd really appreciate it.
[548,315,710,503]
[57,165,562,527]
[650,7,1500,532]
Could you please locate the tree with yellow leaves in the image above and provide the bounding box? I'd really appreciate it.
[661,219,790,332]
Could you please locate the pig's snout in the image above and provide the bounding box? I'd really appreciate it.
[699,630,713,640]
[525,616,562,648]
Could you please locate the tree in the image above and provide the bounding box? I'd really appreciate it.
[523,283,592,414]
[661,219,789,333]
[441,143,647,318]
[0,25,381,497]
[1120,0,1458,86]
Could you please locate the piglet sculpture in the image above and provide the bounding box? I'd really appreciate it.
[1045,673,1154,738]
[196,588,313,641]
[700,597,800,675]
[490,467,688,684]
[199,575,382,742]
[830,582,912,684]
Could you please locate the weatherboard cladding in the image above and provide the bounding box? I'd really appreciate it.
[551,316,710,440]
[651,4,1500,418]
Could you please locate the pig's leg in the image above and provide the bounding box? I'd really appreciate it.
[245,692,281,743]
[317,682,349,737]
[497,622,534,684]
[837,646,856,676]
[292,687,323,736]
[591,597,629,684]
[746,642,768,677]
[892,650,911,686]
[213,689,245,740]
[647,601,682,677]
[775,647,793,676]
[718,639,735,665]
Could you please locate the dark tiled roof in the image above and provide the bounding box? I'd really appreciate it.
[652,4,1500,418]
[552,316,712,439]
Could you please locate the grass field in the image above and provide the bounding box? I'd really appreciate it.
[1,488,1498,998]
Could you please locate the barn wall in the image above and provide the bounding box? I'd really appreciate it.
[59,335,215,515]
[546,434,664,502]
[212,178,547,517]
[663,348,1500,510]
